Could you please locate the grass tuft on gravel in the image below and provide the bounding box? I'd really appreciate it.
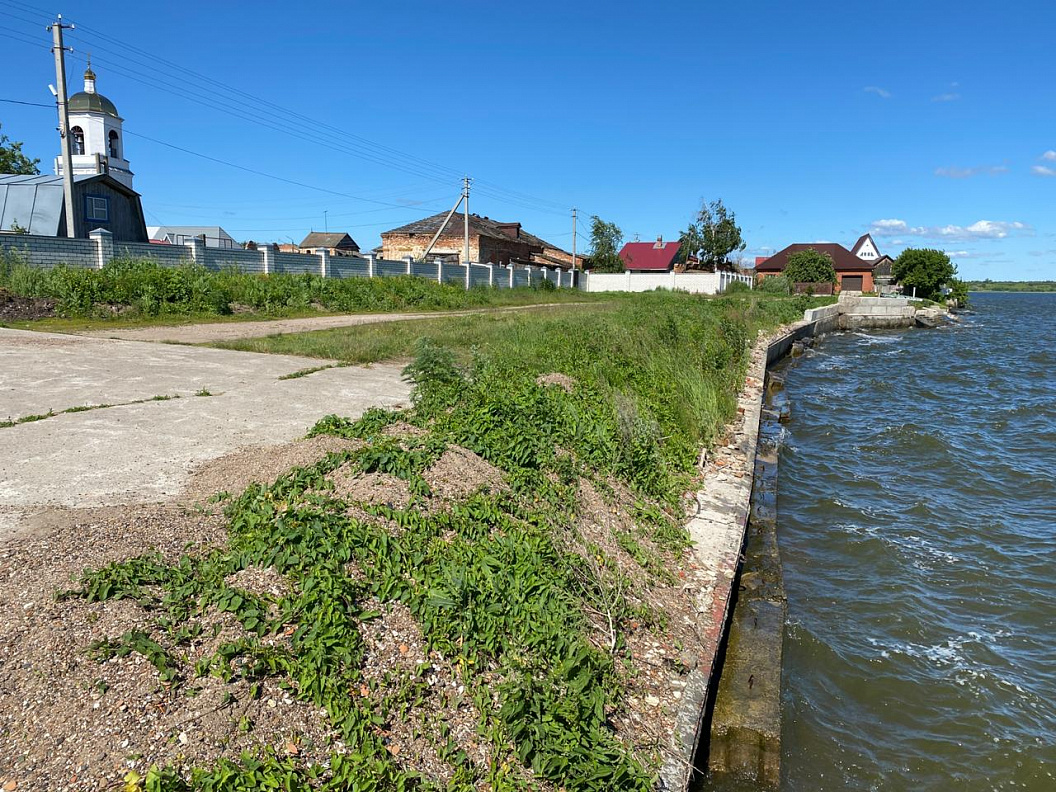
[52,291,820,790]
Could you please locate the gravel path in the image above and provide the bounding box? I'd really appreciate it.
[78,302,586,344]
[0,328,410,539]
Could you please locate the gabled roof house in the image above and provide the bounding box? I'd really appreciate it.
[299,232,360,257]
[756,234,895,292]
[618,237,682,272]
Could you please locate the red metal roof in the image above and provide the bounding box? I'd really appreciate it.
[618,241,681,271]
[755,243,876,273]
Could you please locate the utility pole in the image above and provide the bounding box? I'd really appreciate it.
[571,207,578,271]
[49,15,76,238]
[324,210,328,234]
[462,176,471,265]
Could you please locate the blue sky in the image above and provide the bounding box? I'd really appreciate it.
[1,0,1054,279]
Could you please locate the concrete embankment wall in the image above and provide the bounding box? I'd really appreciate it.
[662,306,846,791]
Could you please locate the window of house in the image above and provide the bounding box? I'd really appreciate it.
[108,130,120,159]
[85,195,109,222]
[71,126,85,155]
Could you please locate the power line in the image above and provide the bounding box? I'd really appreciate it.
[1,0,596,220]
[122,128,446,213]
[0,97,52,107]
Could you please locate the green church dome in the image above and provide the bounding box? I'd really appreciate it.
[68,90,120,119]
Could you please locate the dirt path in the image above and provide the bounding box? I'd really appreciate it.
[0,328,410,541]
[78,302,588,344]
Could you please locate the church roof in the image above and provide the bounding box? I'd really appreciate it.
[68,91,120,119]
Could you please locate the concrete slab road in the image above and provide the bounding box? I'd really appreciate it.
[0,328,410,515]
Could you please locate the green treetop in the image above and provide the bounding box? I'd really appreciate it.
[588,215,624,273]
[891,248,956,301]
[678,199,746,271]
[0,123,40,175]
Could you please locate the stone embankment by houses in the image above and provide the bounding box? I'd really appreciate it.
[663,297,954,791]
[804,292,954,331]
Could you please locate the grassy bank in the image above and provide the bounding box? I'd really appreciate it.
[56,292,817,790]
[0,253,598,326]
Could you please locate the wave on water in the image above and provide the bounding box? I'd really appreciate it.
[776,294,1056,790]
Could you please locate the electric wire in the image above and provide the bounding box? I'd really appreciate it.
[1,0,592,229]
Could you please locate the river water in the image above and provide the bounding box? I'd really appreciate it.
[777,293,1055,791]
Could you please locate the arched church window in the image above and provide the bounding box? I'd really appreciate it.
[108,130,120,159]
[71,126,85,155]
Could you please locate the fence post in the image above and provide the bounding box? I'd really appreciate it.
[318,248,330,278]
[404,256,414,275]
[465,260,471,290]
[509,265,515,288]
[89,228,113,270]
[670,270,677,290]
[435,257,443,284]
[187,235,206,267]
[262,243,275,275]
[488,263,494,287]
[366,253,376,279]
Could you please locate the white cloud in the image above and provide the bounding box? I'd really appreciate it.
[1032,165,1056,177]
[1042,151,1056,161]
[868,218,1032,241]
[864,86,891,99]
[934,165,1008,178]
[932,92,961,102]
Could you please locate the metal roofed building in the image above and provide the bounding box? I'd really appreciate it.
[147,226,238,249]
[0,173,147,241]
[618,237,683,272]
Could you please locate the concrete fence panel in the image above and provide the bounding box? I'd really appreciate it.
[0,233,95,270]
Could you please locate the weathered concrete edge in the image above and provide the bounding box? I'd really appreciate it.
[658,313,829,791]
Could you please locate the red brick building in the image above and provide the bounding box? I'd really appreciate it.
[380,212,573,268]
[756,242,877,292]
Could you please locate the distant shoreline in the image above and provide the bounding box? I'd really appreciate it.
[966,282,1056,293]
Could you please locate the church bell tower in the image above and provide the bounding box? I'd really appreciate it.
[54,61,134,189]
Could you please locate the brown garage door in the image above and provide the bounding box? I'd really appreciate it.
[842,276,863,291]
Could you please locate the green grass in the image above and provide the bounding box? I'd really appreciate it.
[58,291,820,790]
[0,252,602,328]
[1,394,181,429]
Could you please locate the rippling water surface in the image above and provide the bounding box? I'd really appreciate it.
[777,293,1055,791]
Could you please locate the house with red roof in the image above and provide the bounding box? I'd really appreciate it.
[618,236,682,272]
[756,234,894,292]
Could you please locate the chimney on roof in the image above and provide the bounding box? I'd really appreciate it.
[496,222,521,239]
[654,235,663,248]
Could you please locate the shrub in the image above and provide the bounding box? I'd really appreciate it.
[784,249,837,285]
[758,274,791,295]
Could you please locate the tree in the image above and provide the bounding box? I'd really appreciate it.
[0,124,40,175]
[589,215,624,273]
[678,199,745,271]
[784,248,837,285]
[891,248,956,300]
